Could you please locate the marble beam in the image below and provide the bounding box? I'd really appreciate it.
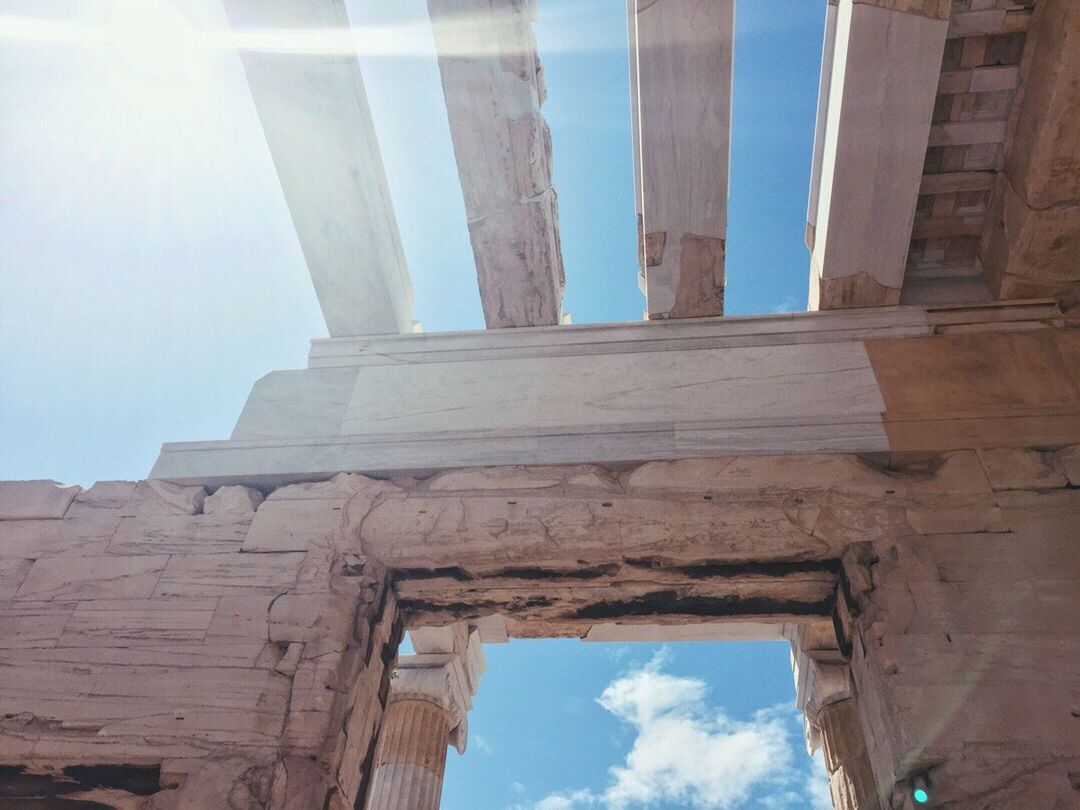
[633,0,733,319]
[223,0,414,337]
[808,0,947,309]
[427,0,565,328]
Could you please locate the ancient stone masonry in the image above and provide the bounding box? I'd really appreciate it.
[840,457,1080,807]
[4,444,1079,806]
[0,478,402,809]
[4,0,1080,805]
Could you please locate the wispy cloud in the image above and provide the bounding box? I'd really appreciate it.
[770,296,801,314]
[516,651,825,810]
[805,751,833,810]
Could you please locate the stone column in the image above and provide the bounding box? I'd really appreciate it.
[792,620,882,810]
[366,687,456,810]
[365,623,485,809]
[818,698,881,810]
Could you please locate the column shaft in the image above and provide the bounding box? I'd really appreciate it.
[819,698,882,810]
[366,699,454,810]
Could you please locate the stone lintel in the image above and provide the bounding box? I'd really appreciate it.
[150,303,1078,488]
[635,0,733,319]
[222,0,415,338]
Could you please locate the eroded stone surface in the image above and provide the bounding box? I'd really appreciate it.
[204,485,265,515]
[1,446,1078,807]
[0,478,401,810]
[0,480,80,520]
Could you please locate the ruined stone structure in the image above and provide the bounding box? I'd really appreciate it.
[2,0,1079,808]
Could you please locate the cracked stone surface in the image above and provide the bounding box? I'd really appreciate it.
[1,446,1078,807]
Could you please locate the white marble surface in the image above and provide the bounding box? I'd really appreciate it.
[809,0,947,303]
[223,0,414,337]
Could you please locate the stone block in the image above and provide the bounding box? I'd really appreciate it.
[1054,445,1080,486]
[904,494,1007,535]
[0,481,80,520]
[424,464,619,493]
[133,481,206,515]
[207,595,276,642]
[977,447,1068,490]
[154,552,304,597]
[67,480,207,517]
[204,485,265,514]
[14,555,169,601]
[64,481,138,517]
[0,517,120,559]
[981,178,1080,302]
[243,499,343,553]
[59,598,218,647]
[996,489,1080,533]
[108,515,252,555]
[0,601,75,648]
[1003,0,1080,209]
[0,558,34,600]
[268,592,355,644]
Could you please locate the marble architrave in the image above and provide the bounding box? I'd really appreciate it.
[150,301,1079,487]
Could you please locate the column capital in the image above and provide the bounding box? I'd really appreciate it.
[791,623,852,755]
[393,624,485,752]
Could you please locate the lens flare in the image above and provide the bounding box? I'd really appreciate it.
[106,0,200,78]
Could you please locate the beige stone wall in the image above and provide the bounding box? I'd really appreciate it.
[0,479,401,809]
[2,446,1079,807]
[842,447,1080,806]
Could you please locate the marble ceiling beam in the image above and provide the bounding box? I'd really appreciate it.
[631,0,733,320]
[427,0,565,328]
[224,0,414,337]
[807,0,949,309]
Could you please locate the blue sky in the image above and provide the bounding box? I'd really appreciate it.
[0,0,828,806]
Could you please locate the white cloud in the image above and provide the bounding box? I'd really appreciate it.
[598,655,793,809]
[472,734,494,755]
[534,790,598,810]
[522,652,826,810]
[770,296,801,313]
[805,750,833,810]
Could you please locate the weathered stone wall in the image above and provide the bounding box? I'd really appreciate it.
[980,0,1080,307]
[2,445,1079,808]
[842,447,1080,806]
[0,479,401,809]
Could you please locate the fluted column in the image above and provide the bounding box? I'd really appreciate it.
[818,697,881,810]
[365,623,486,810]
[792,623,882,810]
[366,697,455,810]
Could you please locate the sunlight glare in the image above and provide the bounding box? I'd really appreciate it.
[107,0,200,78]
